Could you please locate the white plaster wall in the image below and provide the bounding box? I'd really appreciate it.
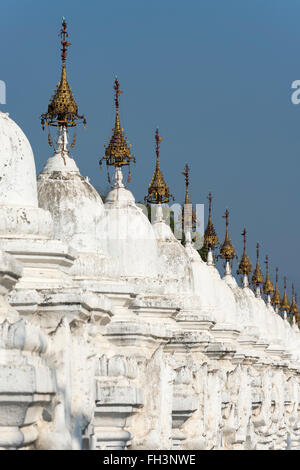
[38,155,104,253]
[102,187,159,279]
[0,112,37,207]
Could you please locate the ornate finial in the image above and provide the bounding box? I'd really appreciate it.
[99,77,135,181]
[181,163,196,231]
[145,128,172,204]
[113,76,123,110]
[289,283,299,317]
[237,228,252,276]
[182,163,190,204]
[263,255,274,295]
[271,267,281,307]
[242,228,246,249]
[203,193,219,252]
[280,276,290,312]
[41,18,86,132]
[208,193,212,217]
[60,17,70,64]
[219,209,236,261]
[224,209,229,229]
[155,127,162,159]
[252,242,264,287]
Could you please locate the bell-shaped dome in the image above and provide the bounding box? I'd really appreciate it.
[38,132,104,254]
[0,112,52,240]
[0,112,38,207]
[219,264,274,346]
[226,279,261,340]
[203,256,238,326]
[184,235,221,315]
[150,204,193,294]
[100,168,159,279]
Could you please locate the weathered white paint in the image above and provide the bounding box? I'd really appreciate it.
[38,149,104,254]
[0,112,300,452]
[101,168,159,279]
[0,113,53,240]
[0,112,37,207]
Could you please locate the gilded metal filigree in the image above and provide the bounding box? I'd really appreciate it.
[289,284,299,316]
[219,209,236,261]
[100,78,135,172]
[252,242,264,287]
[145,129,172,205]
[263,255,274,295]
[203,193,219,250]
[271,267,281,306]
[237,228,252,275]
[41,18,86,130]
[280,277,290,312]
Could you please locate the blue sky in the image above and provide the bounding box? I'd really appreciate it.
[1,0,300,297]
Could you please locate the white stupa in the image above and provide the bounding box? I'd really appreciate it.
[99,79,159,282]
[0,112,52,239]
[0,17,300,452]
[38,130,105,261]
[103,167,159,279]
[37,34,106,280]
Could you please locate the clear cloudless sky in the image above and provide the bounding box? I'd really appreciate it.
[1,0,300,296]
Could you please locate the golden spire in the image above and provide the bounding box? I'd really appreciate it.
[100,78,135,174]
[41,17,86,130]
[252,242,264,287]
[238,228,252,275]
[182,163,190,205]
[263,255,274,295]
[289,284,299,317]
[181,164,196,230]
[146,128,172,204]
[280,277,290,312]
[271,267,281,306]
[219,209,236,261]
[203,193,219,250]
